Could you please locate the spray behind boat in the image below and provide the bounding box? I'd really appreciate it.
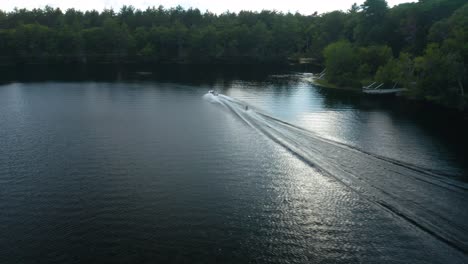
[208,90,218,96]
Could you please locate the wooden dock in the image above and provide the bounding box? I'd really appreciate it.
[362,82,407,95]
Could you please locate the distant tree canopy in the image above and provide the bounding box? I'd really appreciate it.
[0,6,316,64]
[0,0,466,108]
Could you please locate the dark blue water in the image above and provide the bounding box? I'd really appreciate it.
[1,66,467,263]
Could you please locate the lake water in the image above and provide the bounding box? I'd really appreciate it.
[1,65,467,263]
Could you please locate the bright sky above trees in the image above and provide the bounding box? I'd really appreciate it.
[1,0,415,14]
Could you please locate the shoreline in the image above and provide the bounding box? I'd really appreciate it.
[310,75,468,115]
[310,77,360,93]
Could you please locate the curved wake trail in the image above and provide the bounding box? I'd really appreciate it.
[205,93,468,254]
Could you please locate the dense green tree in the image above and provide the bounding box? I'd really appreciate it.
[375,52,413,86]
[354,0,389,44]
[358,45,392,78]
[8,23,56,60]
[323,41,359,86]
[412,44,465,108]
[430,3,468,63]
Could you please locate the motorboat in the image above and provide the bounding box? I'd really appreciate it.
[208,90,219,96]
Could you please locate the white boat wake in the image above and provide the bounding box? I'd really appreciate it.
[204,92,468,254]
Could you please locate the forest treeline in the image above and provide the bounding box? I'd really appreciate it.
[0,0,466,108]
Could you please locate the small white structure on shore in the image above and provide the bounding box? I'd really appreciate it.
[362,82,407,95]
